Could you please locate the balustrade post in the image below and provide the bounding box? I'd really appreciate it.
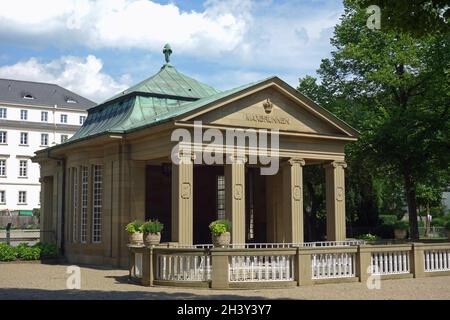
[296,248,313,286]
[141,247,155,286]
[357,245,372,283]
[210,249,230,289]
[411,243,425,278]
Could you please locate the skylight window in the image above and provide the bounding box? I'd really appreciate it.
[23,94,34,100]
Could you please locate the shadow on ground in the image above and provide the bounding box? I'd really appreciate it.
[0,287,280,300]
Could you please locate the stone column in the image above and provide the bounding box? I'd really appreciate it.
[324,161,347,241]
[282,158,305,244]
[225,154,246,245]
[171,150,194,245]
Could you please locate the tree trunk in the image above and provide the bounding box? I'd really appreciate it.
[403,169,420,240]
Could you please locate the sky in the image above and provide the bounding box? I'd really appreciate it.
[0,0,344,103]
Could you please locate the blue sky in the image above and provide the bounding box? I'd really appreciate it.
[0,0,344,102]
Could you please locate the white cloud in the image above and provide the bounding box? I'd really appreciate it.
[0,0,251,55]
[0,55,130,102]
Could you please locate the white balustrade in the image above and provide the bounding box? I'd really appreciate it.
[424,250,450,272]
[188,240,366,250]
[229,255,294,282]
[370,251,410,275]
[311,253,356,279]
[133,253,143,278]
[156,254,211,281]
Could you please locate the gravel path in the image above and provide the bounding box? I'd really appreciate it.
[0,263,449,300]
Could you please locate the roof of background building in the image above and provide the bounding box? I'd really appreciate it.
[0,78,96,110]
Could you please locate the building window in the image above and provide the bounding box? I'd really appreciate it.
[216,175,226,220]
[67,98,77,104]
[23,94,34,100]
[20,110,28,120]
[72,168,78,243]
[60,114,68,123]
[0,191,5,204]
[0,108,6,118]
[0,160,5,177]
[80,166,88,243]
[18,191,26,204]
[19,160,27,177]
[20,132,28,145]
[0,131,6,144]
[79,116,86,125]
[92,165,102,243]
[41,133,49,146]
[61,135,69,143]
[41,111,48,122]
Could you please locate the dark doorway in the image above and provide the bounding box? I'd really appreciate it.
[145,165,172,242]
[193,165,224,244]
[246,167,267,243]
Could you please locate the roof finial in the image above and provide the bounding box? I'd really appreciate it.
[163,43,172,64]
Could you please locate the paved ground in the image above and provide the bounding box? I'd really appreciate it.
[0,263,449,300]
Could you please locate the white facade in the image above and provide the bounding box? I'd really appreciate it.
[0,103,88,212]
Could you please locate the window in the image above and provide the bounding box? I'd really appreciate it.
[0,191,5,204]
[67,98,77,104]
[92,165,102,243]
[80,166,88,243]
[41,111,48,122]
[60,114,68,123]
[20,110,28,120]
[20,132,28,145]
[19,160,27,177]
[79,116,86,125]
[0,131,6,144]
[61,135,69,143]
[72,168,78,243]
[0,160,6,176]
[41,133,49,146]
[0,108,6,118]
[216,175,226,220]
[18,191,26,204]
[23,94,34,100]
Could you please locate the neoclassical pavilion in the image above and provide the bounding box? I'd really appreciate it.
[34,46,359,267]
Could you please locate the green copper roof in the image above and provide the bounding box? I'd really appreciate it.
[70,73,273,142]
[106,64,220,103]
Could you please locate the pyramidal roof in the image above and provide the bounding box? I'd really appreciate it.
[106,64,220,103]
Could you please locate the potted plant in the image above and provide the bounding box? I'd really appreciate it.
[209,219,231,247]
[445,221,450,240]
[142,219,163,247]
[125,220,144,246]
[393,220,409,240]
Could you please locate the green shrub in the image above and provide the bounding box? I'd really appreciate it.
[18,246,41,260]
[125,220,144,233]
[445,221,450,231]
[356,233,379,241]
[141,219,164,233]
[33,242,58,258]
[209,219,231,236]
[394,220,409,230]
[379,215,398,226]
[0,243,17,261]
[431,217,446,227]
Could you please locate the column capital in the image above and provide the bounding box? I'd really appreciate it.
[175,149,196,163]
[227,153,247,164]
[323,161,347,169]
[284,157,305,167]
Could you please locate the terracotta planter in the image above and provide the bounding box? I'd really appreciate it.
[394,229,407,240]
[144,232,161,247]
[212,232,230,247]
[128,232,143,246]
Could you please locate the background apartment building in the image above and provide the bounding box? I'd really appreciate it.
[0,79,95,215]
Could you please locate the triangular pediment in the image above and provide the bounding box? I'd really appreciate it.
[179,80,358,138]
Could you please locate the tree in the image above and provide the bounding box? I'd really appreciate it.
[300,0,450,240]
[360,0,449,37]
